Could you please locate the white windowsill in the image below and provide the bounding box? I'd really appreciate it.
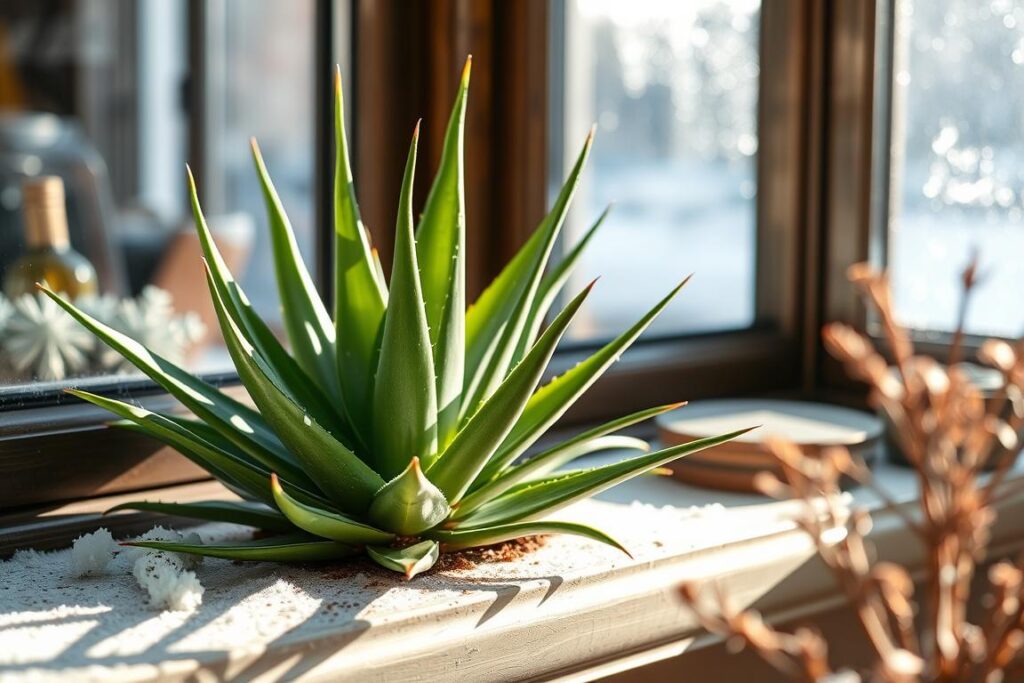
[2,458,1024,683]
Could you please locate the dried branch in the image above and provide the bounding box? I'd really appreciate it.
[678,258,1024,683]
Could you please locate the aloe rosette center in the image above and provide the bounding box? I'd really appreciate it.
[49,57,751,579]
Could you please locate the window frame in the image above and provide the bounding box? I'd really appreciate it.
[1,0,830,514]
[814,0,977,394]
[858,0,1002,365]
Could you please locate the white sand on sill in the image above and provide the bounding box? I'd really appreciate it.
[0,498,788,681]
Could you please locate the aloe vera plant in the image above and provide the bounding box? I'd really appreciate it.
[45,59,749,579]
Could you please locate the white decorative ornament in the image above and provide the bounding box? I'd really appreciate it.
[1,293,94,381]
[0,287,206,380]
[100,286,205,372]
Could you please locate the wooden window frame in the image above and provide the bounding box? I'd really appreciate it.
[1,0,827,516]
[812,0,971,397]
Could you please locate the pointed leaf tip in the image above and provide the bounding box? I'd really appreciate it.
[461,55,472,86]
[412,119,422,140]
[366,540,439,579]
[334,63,342,90]
[368,457,450,535]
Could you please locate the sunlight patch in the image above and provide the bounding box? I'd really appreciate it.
[230,414,255,434]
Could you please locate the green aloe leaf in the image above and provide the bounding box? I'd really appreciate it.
[512,436,649,479]
[511,206,612,367]
[251,139,340,402]
[463,403,681,508]
[113,420,268,504]
[474,277,691,485]
[372,124,438,479]
[417,57,471,450]
[271,474,395,545]
[106,500,296,533]
[460,130,594,423]
[366,540,439,579]
[426,520,630,556]
[68,389,327,507]
[187,170,354,447]
[333,67,387,440]
[205,266,384,513]
[427,282,594,503]
[40,286,297,480]
[128,534,359,562]
[455,435,649,518]
[452,427,755,529]
[367,458,450,535]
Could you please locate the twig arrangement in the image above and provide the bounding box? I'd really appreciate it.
[679,260,1024,682]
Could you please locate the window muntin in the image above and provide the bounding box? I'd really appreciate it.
[552,0,760,343]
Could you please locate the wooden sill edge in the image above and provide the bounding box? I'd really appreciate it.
[4,469,1024,682]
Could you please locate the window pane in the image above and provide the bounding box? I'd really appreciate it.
[0,1,319,399]
[553,0,759,342]
[204,0,316,327]
[887,0,1024,337]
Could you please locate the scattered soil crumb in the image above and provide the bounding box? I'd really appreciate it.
[436,535,549,574]
[475,535,548,563]
[321,564,364,581]
[316,535,550,579]
[436,554,477,572]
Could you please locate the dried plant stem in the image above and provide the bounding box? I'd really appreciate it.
[679,258,1024,682]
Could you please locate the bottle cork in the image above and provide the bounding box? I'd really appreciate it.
[21,176,70,249]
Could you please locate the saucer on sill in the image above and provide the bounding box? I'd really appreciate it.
[656,399,883,493]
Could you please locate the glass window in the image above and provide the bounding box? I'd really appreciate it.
[202,0,317,327]
[0,0,316,397]
[552,0,760,342]
[885,0,1024,337]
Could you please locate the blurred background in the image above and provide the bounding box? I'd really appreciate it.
[1,0,1022,411]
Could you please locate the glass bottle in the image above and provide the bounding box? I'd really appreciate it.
[3,176,98,298]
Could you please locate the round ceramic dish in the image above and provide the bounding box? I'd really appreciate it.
[657,399,883,493]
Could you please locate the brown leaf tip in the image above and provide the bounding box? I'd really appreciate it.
[249,137,263,161]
